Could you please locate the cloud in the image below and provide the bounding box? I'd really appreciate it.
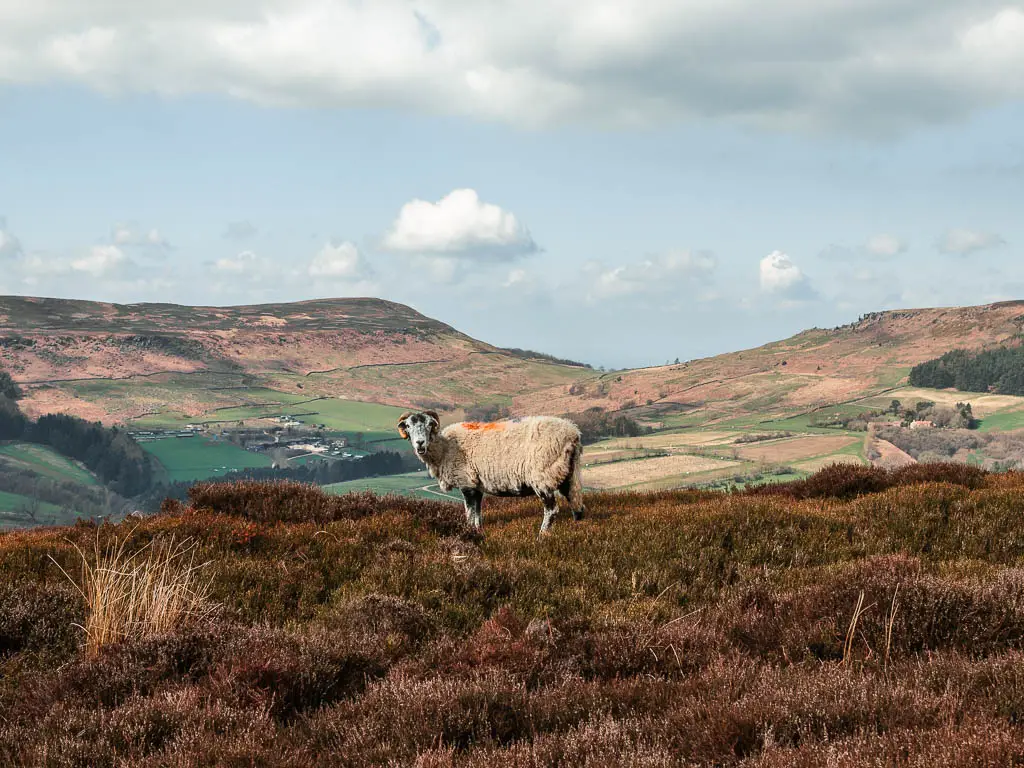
[0,219,24,261]
[759,250,817,300]
[212,250,265,276]
[223,220,258,240]
[70,245,128,277]
[584,249,717,302]
[864,234,907,258]
[937,228,1006,255]
[819,234,908,262]
[308,241,372,280]
[382,188,536,258]
[0,2,1023,136]
[112,224,170,248]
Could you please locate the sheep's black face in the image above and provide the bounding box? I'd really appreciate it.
[397,411,440,459]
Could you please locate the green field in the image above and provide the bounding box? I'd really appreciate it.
[0,490,67,530]
[128,387,326,430]
[978,410,1024,433]
[0,442,99,486]
[128,386,407,436]
[324,471,461,501]
[141,436,274,483]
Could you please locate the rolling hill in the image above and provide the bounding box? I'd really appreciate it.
[515,300,1024,428]
[4,295,1024,497]
[0,295,591,426]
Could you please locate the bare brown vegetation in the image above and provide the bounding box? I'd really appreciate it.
[50,530,214,657]
[3,466,1024,764]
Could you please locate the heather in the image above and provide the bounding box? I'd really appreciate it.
[5,467,1024,764]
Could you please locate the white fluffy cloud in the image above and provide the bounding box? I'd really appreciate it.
[759,250,816,300]
[382,189,536,257]
[308,241,372,279]
[0,2,1022,136]
[71,245,128,277]
[937,228,1006,255]
[585,249,717,302]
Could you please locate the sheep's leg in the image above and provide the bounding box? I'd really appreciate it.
[538,492,558,535]
[461,488,483,529]
[558,442,586,521]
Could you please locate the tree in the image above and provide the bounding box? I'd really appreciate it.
[0,395,26,439]
[890,399,902,415]
[0,370,22,400]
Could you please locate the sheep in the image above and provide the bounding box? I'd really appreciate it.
[397,410,585,535]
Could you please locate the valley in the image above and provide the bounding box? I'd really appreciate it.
[3,295,1024,515]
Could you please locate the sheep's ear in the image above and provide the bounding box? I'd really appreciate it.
[425,410,440,436]
[397,412,412,440]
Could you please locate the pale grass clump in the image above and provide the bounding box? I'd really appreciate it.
[51,529,215,656]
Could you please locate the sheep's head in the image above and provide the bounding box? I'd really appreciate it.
[397,411,440,458]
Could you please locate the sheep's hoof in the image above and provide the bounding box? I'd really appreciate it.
[571,507,586,521]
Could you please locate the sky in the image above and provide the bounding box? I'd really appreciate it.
[1,1,1023,369]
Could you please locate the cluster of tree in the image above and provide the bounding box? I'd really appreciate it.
[734,431,792,444]
[0,370,22,401]
[464,403,512,422]
[876,425,986,463]
[810,399,977,432]
[501,348,593,368]
[146,449,413,507]
[563,407,652,444]
[0,396,154,497]
[909,345,1024,395]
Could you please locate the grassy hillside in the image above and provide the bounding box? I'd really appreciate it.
[4,466,1024,764]
[0,442,99,486]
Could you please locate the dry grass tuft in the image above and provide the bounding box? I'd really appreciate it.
[50,529,215,656]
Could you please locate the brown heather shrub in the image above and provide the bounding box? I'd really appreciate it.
[183,481,473,538]
[207,625,389,721]
[10,468,1024,764]
[747,461,987,500]
[0,580,83,659]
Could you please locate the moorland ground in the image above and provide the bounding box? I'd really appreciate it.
[4,464,1024,765]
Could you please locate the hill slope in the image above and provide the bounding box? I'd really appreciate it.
[0,296,589,425]
[516,301,1024,426]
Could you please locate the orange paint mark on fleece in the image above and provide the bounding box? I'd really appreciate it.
[463,421,506,431]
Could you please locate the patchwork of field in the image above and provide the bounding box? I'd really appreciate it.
[141,436,274,483]
[583,453,737,490]
[591,431,738,451]
[733,434,859,462]
[868,388,1024,416]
